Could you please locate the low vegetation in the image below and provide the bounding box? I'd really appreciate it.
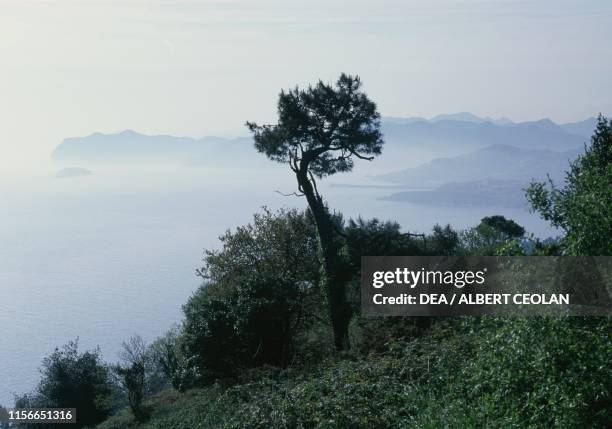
[98,317,611,429]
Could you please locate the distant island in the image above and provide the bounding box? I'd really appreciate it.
[56,167,93,178]
[51,130,260,167]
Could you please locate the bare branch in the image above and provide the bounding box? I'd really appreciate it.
[406,232,426,239]
[405,232,427,248]
[275,190,305,198]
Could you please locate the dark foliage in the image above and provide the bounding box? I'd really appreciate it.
[344,217,421,266]
[183,209,320,377]
[114,336,149,422]
[115,363,146,422]
[426,223,460,256]
[149,327,197,392]
[15,340,114,429]
[246,73,383,178]
[480,215,525,238]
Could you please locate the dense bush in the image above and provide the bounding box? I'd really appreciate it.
[16,340,115,429]
[183,275,308,376]
[343,217,422,310]
[182,286,245,376]
[344,217,422,265]
[183,208,321,377]
[196,207,319,289]
[444,317,612,428]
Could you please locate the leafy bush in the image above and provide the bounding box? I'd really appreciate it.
[184,275,309,376]
[17,340,115,429]
[148,327,198,392]
[416,317,612,428]
[183,208,321,377]
[233,317,610,428]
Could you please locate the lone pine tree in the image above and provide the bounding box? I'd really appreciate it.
[247,74,383,350]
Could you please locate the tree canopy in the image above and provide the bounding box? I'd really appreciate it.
[247,73,383,179]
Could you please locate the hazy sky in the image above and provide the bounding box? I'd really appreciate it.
[1,0,611,175]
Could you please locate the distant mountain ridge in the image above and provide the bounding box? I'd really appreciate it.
[375,141,585,208]
[51,114,597,167]
[380,116,594,154]
[52,130,260,167]
[384,112,514,126]
[377,144,580,188]
[383,112,597,137]
[558,118,600,138]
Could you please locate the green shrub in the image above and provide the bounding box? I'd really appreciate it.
[451,317,611,428]
[17,340,115,429]
[183,208,321,377]
[148,327,197,392]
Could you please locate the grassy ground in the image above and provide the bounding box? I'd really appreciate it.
[98,318,611,429]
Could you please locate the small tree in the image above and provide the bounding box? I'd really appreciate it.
[247,74,384,350]
[480,215,525,239]
[149,327,197,392]
[114,336,148,422]
[32,340,113,428]
[427,224,460,256]
[460,215,525,255]
[526,114,611,255]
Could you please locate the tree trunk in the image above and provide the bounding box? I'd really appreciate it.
[296,164,351,351]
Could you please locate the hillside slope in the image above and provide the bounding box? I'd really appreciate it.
[97,318,611,429]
